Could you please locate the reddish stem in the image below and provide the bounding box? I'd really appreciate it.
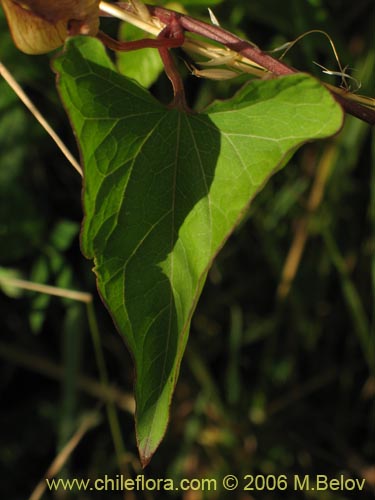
[111,2,375,125]
[97,30,183,51]
[152,7,296,77]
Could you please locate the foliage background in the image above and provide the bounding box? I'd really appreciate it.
[0,0,374,498]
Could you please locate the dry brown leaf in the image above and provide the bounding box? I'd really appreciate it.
[0,0,100,54]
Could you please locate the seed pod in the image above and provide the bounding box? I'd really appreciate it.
[0,0,100,54]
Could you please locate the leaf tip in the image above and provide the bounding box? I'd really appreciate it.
[138,439,157,468]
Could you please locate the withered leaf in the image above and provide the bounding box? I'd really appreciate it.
[1,0,100,54]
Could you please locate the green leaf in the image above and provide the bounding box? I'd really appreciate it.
[50,219,80,251]
[0,267,24,298]
[54,36,342,465]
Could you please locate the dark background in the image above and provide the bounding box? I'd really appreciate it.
[0,0,374,498]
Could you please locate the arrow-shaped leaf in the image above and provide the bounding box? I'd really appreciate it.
[54,36,343,465]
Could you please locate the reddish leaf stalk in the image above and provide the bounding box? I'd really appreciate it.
[98,12,188,110]
[156,21,189,111]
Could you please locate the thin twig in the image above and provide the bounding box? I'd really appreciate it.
[29,413,99,500]
[0,275,133,464]
[0,340,135,413]
[86,302,129,473]
[0,61,83,176]
[0,275,92,303]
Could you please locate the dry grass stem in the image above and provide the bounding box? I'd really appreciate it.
[0,61,82,176]
[29,414,99,500]
[277,142,338,300]
[0,275,92,302]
